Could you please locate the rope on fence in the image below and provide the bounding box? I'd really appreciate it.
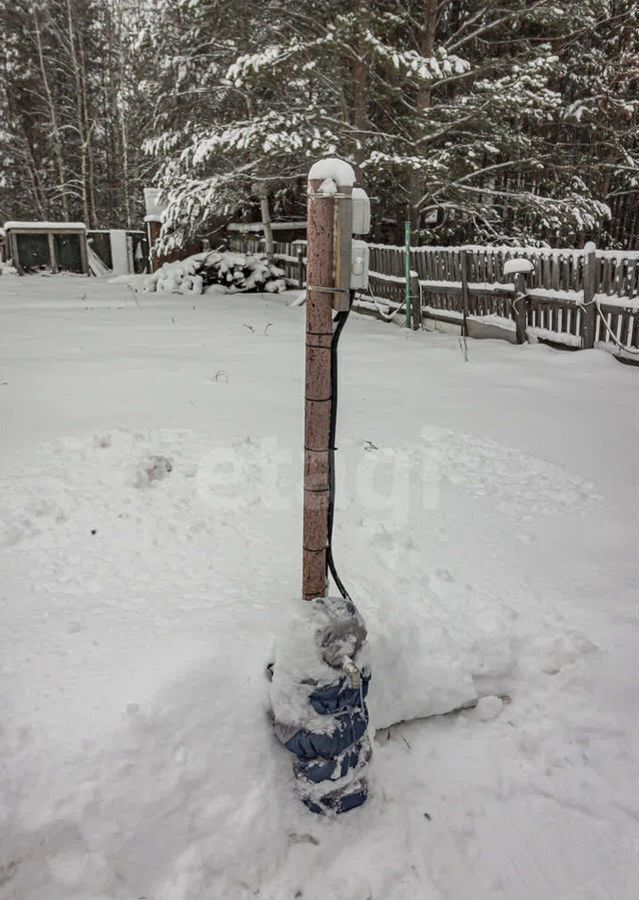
[593,302,639,355]
[358,274,425,328]
[358,284,407,323]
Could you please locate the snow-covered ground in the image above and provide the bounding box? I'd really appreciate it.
[1,273,637,900]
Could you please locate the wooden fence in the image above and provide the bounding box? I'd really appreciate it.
[229,236,639,355]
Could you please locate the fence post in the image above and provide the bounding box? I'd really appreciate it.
[581,242,597,349]
[404,221,412,328]
[297,245,305,289]
[514,272,528,344]
[411,273,421,329]
[460,249,470,336]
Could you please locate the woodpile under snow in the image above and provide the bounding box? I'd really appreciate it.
[144,250,288,295]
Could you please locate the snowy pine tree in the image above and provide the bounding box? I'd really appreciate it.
[144,0,636,248]
[0,0,635,247]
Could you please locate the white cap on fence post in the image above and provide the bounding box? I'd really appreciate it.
[503,258,534,276]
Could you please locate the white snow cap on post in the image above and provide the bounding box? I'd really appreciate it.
[503,257,534,276]
[308,158,356,188]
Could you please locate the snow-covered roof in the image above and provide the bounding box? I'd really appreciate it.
[4,221,86,231]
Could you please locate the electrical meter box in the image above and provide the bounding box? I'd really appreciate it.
[350,239,369,290]
[352,188,371,235]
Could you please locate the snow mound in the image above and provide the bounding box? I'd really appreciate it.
[419,426,599,517]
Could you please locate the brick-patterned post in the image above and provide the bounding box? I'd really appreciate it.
[302,177,335,601]
[302,159,356,601]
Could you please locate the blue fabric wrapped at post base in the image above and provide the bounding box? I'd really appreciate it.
[302,774,369,815]
[270,596,371,815]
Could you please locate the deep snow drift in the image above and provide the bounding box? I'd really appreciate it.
[0,274,637,900]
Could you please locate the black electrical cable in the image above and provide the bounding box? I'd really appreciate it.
[326,300,352,601]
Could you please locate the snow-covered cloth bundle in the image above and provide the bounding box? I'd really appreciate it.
[270,596,371,815]
[143,250,287,296]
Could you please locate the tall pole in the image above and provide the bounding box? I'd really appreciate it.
[302,160,356,601]
[303,176,336,601]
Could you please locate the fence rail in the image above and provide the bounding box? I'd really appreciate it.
[229,235,639,355]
